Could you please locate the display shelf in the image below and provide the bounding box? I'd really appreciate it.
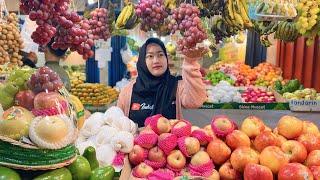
[201,102,290,110]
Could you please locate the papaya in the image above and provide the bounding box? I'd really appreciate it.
[83,146,99,170]
[67,156,91,180]
[33,168,72,180]
[89,166,115,180]
[0,166,20,180]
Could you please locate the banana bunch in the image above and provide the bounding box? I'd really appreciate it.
[224,0,253,30]
[274,21,299,42]
[115,3,139,30]
[253,21,278,35]
[164,0,176,10]
[196,0,224,17]
[260,35,272,47]
[211,16,239,42]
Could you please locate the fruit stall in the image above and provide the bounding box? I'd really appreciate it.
[0,0,320,179]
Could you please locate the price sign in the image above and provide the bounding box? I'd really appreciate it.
[289,100,320,112]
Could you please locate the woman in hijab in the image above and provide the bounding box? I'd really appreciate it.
[117,38,207,127]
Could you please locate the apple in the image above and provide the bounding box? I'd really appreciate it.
[132,162,154,178]
[276,134,288,146]
[244,163,273,180]
[129,145,146,165]
[178,136,200,156]
[169,119,180,127]
[34,92,66,110]
[277,115,303,139]
[156,117,171,134]
[302,121,319,135]
[208,169,220,180]
[310,166,320,179]
[158,133,177,155]
[191,126,200,132]
[148,147,166,163]
[253,131,281,152]
[241,116,265,138]
[281,140,307,163]
[191,129,212,146]
[230,147,259,172]
[219,161,241,180]
[298,133,320,153]
[190,150,211,166]
[14,90,35,110]
[203,125,216,139]
[167,150,186,170]
[259,146,289,174]
[135,128,158,149]
[264,126,272,132]
[305,150,320,167]
[278,163,313,180]
[211,115,235,137]
[226,130,251,150]
[207,139,231,165]
[171,121,191,137]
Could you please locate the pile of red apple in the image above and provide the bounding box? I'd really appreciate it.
[129,114,320,179]
[242,88,276,103]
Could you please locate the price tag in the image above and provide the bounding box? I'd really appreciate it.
[289,100,320,112]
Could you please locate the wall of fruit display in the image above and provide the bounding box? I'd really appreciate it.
[121,114,320,179]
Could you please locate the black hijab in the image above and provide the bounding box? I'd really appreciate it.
[129,38,180,126]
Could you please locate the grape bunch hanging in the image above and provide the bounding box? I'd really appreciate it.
[88,8,112,41]
[168,3,208,53]
[20,0,94,59]
[135,0,169,32]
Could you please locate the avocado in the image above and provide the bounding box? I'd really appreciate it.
[89,166,115,180]
[83,146,99,170]
[33,168,72,180]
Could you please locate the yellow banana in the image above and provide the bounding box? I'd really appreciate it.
[237,0,253,28]
[231,0,244,29]
[227,0,235,21]
[116,4,133,29]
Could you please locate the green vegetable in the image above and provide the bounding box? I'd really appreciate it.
[83,146,99,170]
[286,79,300,93]
[89,166,115,180]
[34,168,72,180]
[274,80,282,92]
[67,156,91,180]
[0,166,21,180]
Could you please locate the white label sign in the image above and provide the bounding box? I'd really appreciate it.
[289,100,320,112]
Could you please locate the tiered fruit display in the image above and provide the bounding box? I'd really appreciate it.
[205,71,235,86]
[235,63,257,86]
[135,0,169,32]
[295,0,320,45]
[254,62,283,87]
[274,21,300,42]
[0,13,24,65]
[88,8,112,41]
[129,114,320,179]
[169,3,208,53]
[116,3,139,30]
[283,88,320,100]
[242,87,276,103]
[20,0,94,59]
[71,83,119,106]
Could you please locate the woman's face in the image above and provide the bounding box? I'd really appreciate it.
[145,43,168,77]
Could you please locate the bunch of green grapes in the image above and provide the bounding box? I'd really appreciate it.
[295,0,320,45]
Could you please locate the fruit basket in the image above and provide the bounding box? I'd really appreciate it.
[0,66,80,171]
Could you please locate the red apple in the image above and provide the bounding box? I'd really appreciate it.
[278,163,313,180]
[276,134,288,146]
[302,121,319,135]
[244,163,273,180]
[207,138,231,165]
[167,150,186,170]
[169,119,180,127]
[34,92,66,110]
[230,147,259,172]
[156,117,171,134]
[259,146,289,174]
[171,121,191,137]
[14,90,35,110]
[253,131,281,152]
[241,116,265,138]
[310,166,320,179]
[132,162,154,178]
[203,125,216,139]
[281,140,307,163]
[219,161,241,180]
[148,146,166,163]
[190,150,211,166]
[298,133,320,153]
[305,150,320,167]
[129,145,146,165]
[277,115,303,139]
[180,137,200,156]
[226,130,251,150]
[191,126,200,132]
[211,115,235,137]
